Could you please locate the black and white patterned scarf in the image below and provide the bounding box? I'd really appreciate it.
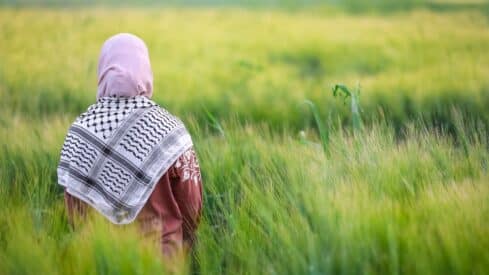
[57,96,193,224]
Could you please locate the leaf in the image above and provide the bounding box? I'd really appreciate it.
[332,83,363,132]
[332,84,351,105]
[204,108,225,137]
[304,99,330,156]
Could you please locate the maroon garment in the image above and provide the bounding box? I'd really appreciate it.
[65,148,203,256]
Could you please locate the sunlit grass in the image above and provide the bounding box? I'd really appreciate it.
[0,5,488,275]
[0,8,488,129]
[1,114,488,274]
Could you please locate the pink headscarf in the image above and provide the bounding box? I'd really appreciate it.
[97,33,153,99]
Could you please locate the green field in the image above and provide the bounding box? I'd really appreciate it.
[0,3,488,274]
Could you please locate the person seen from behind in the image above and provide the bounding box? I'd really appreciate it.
[57,33,203,258]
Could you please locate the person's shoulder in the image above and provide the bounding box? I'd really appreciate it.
[150,103,184,124]
[147,99,175,116]
[73,101,98,124]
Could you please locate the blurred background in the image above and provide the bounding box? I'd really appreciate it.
[1,1,488,274]
[2,0,489,12]
[1,0,488,133]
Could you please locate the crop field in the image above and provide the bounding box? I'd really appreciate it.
[0,1,488,274]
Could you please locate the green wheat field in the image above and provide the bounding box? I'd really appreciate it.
[1,1,488,274]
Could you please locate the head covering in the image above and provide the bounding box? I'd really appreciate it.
[57,34,194,224]
[97,33,153,99]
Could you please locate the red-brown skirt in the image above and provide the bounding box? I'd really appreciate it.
[65,148,203,256]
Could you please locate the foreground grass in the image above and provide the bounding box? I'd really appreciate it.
[0,114,488,274]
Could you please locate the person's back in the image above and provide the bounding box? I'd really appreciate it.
[58,33,202,257]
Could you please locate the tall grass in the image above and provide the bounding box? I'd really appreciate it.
[0,7,488,131]
[0,5,488,275]
[1,115,488,274]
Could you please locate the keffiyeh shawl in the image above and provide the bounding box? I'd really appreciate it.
[57,96,193,224]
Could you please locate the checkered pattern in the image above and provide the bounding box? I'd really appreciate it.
[57,96,193,224]
[77,96,155,139]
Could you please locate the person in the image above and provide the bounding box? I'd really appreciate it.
[57,33,203,257]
